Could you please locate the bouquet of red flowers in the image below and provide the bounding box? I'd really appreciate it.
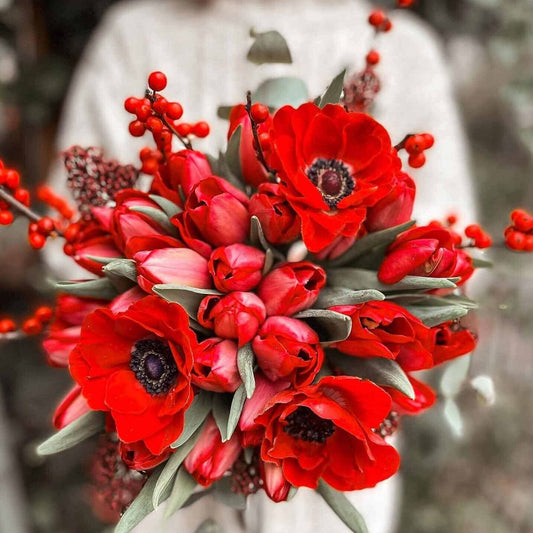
[0,2,531,532]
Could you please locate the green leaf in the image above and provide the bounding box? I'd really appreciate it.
[247,29,292,65]
[227,384,247,440]
[472,256,493,268]
[83,255,122,265]
[54,278,118,300]
[225,125,243,182]
[293,309,352,344]
[403,304,469,327]
[164,467,198,519]
[153,284,222,320]
[441,355,471,398]
[103,259,137,282]
[388,293,478,310]
[252,77,309,109]
[37,411,105,456]
[316,69,346,108]
[212,394,232,442]
[213,476,247,510]
[153,422,205,508]
[317,480,368,533]
[327,221,416,267]
[148,194,182,217]
[115,466,167,533]
[237,344,256,399]
[128,206,178,235]
[327,351,415,399]
[314,288,385,308]
[216,106,233,120]
[171,392,212,448]
[195,518,224,533]
[249,216,285,261]
[326,268,458,292]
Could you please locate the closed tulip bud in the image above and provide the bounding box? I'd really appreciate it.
[166,149,212,196]
[257,262,326,316]
[134,247,212,292]
[209,244,265,293]
[53,385,90,429]
[198,291,266,346]
[192,337,242,393]
[260,461,292,503]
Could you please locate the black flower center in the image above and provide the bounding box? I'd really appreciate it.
[284,406,335,443]
[307,158,355,208]
[130,339,177,395]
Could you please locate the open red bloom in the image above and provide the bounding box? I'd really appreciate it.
[268,103,398,252]
[255,376,400,491]
[431,321,477,365]
[331,301,433,372]
[70,296,196,455]
[120,439,172,471]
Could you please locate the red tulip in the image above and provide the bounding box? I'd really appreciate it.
[209,244,265,293]
[120,440,172,471]
[260,461,292,502]
[167,150,212,196]
[257,262,326,316]
[108,287,145,314]
[386,374,437,415]
[431,321,477,365]
[53,385,90,429]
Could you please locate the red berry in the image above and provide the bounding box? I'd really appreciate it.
[22,318,42,335]
[408,152,426,168]
[139,147,153,161]
[135,104,152,122]
[405,134,425,155]
[250,103,270,124]
[166,102,183,120]
[28,222,39,234]
[124,97,140,114]
[5,169,20,189]
[176,123,192,137]
[506,230,525,251]
[64,223,80,243]
[35,306,53,324]
[158,130,172,146]
[152,96,168,115]
[192,121,210,138]
[475,234,492,249]
[60,206,75,220]
[146,116,163,134]
[368,10,386,27]
[0,170,5,186]
[514,213,533,233]
[129,120,146,137]
[141,158,159,175]
[29,232,46,249]
[258,132,271,150]
[63,243,75,256]
[366,50,380,66]
[398,0,415,6]
[524,234,533,252]
[37,216,55,235]
[0,318,16,334]
[0,210,13,225]
[382,19,393,32]
[446,214,458,225]
[511,208,527,223]
[465,224,482,239]
[422,133,435,149]
[148,71,167,92]
[14,188,30,206]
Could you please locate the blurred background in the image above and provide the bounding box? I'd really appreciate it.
[0,0,532,532]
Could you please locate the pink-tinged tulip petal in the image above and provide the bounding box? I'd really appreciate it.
[91,207,113,231]
[260,461,292,502]
[184,416,242,487]
[167,150,212,196]
[43,326,81,367]
[135,247,212,293]
[53,385,90,429]
[109,287,145,314]
[386,374,437,415]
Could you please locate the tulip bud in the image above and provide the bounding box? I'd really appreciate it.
[53,385,90,429]
[184,415,242,487]
[257,262,326,316]
[260,461,292,502]
[198,291,266,346]
[249,183,301,245]
[166,149,212,196]
[192,337,242,393]
[120,440,171,471]
[108,287,146,314]
[209,244,265,293]
[252,316,324,387]
[135,247,212,292]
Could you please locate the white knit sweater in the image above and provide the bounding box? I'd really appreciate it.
[46,1,477,532]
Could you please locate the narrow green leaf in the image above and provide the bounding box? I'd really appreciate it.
[37,411,105,456]
[212,394,231,442]
[327,351,415,399]
[314,288,385,308]
[115,466,166,533]
[262,248,274,275]
[217,106,233,120]
[317,480,368,533]
[153,422,205,508]
[195,518,223,533]
[317,69,346,108]
[84,255,122,265]
[206,153,221,175]
[225,125,243,182]
[55,278,118,300]
[164,467,198,519]
[293,309,352,344]
[472,256,493,268]
[247,29,292,65]
[153,284,222,320]
[172,392,212,448]
[237,344,256,399]
[327,221,416,267]
[103,259,137,282]
[252,77,308,109]
[213,477,247,510]
[250,216,285,261]
[388,293,478,310]
[148,194,182,217]
[403,304,469,327]
[227,384,247,440]
[129,206,178,235]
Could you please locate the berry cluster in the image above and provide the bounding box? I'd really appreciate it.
[0,306,53,337]
[397,0,416,7]
[368,10,392,33]
[402,133,435,168]
[0,162,29,226]
[36,186,75,221]
[505,209,533,251]
[465,224,492,249]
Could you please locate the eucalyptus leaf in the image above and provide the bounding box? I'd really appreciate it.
[403,304,469,327]
[153,284,222,320]
[327,350,415,399]
[247,29,292,65]
[148,194,182,217]
[129,206,178,235]
[103,259,137,282]
[217,106,233,120]
[250,216,285,261]
[213,477,247,510]
[195,519,224,533]
[225,125,243,182]
[327,221,416,267]
[237,344,256,399]
[55,278,118,300]
[37,411,105,456]
[293,309,352,344]
[206,153,222,175]
[443,398,464,438]
[164,468,198,518]
[388,293,478,310]
[441,355,471,398]
[252,77,309,109]
[212,394,232,442]
[317,480,368,533]
[314,288,385,308]
[316,69,346,108]
[84,255,122,265]
[227,384,247,440]
[472,256,493,268]
[153,422,205,508]
[171,392,213,448]
[115,466,167,533]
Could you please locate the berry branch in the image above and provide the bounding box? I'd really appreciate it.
[0,185,41,223]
